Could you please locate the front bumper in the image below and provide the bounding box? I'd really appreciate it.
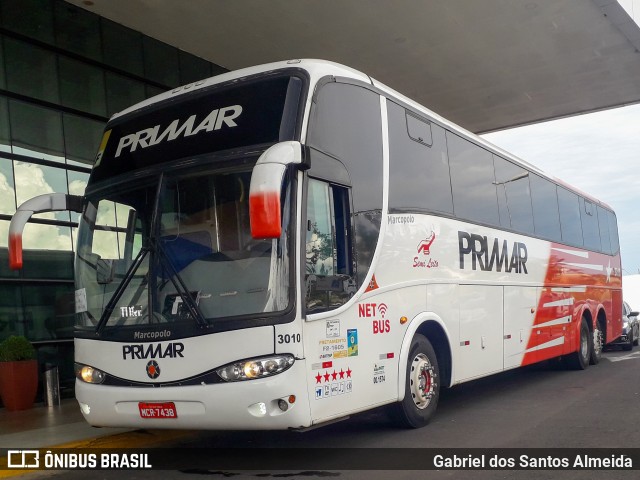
[75,360,311,430]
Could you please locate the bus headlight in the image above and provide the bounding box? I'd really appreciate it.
[217,354,295,382]
[75,363,106,384]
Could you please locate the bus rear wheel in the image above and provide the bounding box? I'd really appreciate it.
[566,318,590,370]
[390,334,440,428]
[590,322,603,364]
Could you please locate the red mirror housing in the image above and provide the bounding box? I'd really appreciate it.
[249,142,302,239]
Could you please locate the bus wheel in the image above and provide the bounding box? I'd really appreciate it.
[566,318,590,370]
[590,322,603,365]
[391,334,440,428]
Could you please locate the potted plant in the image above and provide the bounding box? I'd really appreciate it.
[0,335,38,411]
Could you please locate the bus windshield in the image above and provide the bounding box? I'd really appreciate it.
[74,165,292,335]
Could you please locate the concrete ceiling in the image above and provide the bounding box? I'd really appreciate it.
[66,0,640,133]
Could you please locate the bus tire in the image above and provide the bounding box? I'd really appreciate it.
[566,318,590,370]
[589,321,603,365]
[391,333,440,428]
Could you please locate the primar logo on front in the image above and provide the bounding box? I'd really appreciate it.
[115,104,243,157]
[458,231,528,274]
[122,342,185,360]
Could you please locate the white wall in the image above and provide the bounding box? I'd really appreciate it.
[618,0,639,22]
[623,274,640,310]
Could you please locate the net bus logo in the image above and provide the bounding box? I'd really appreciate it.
[114,104,243,157]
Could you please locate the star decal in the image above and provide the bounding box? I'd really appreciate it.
[315,372,322,384]
[323,371,330,382]
[346,367,352,378]
[339,369,345,379]
[331,370,338,381]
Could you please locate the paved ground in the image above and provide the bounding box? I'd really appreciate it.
[3,347,640,479]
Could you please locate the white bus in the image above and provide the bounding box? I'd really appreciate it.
[9,60,622,430]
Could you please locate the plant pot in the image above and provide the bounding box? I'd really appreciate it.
[0,359,38,411]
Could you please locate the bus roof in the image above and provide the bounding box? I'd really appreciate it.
[111,59,612,212]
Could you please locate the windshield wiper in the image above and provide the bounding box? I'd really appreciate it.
[153,238,209,329]
[95,247,148,334]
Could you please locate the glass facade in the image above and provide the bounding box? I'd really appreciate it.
[0,0,227,400]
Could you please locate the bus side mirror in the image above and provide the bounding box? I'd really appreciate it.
[8,193,83,270]
[249,142,304,239]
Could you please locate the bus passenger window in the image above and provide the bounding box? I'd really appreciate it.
[305,178,355,314]
[557,187,583,247]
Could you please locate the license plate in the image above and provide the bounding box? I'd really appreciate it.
[138,402,177,419]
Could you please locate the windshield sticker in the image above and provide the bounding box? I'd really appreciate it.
[373,364,386,384]
[75,288,87,313]
[319,337,347,360]
[314,367,353,400]
[326,320,340,338]
[347,329,358,357]
[120,305,143,318]
[162,292,200,320]
[365,275,379,292]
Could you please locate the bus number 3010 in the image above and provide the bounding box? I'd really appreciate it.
[278,333,301,344]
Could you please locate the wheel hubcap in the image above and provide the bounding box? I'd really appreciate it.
[593,327,603,356]
[410,353,436,409]
[581,328,589,361]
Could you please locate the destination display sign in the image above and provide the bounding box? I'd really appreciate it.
[90,73,305,184]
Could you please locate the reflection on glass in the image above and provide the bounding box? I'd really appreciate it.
[105,72,146,116]
[179,50,211,84]
[306,179,334,276]
[9,100,65,162]
[0,36,5,90]
[530,174,561,241]
[63,114,105,165]
[21,248,74,279]
[0,97,9,152]
[67,170,88,222]
[0,219,8,248]
[93,230,119,259]
[304,179,355,314]
[597,206,612,255]
[21,284,76,341]
[101,19,143,77]
[54,1,102,61]
[0,284,24,337]
[4,38,59,104]
[0,157,16,214]
[23,223,72,251]
[447,132,499,226]
[557,187,583,246]
[493,155,534,234]
[0,0,55,44]
[14,161,70,222]
[58,56,106,116]
[75,168,291,331]
[143,36,179,87]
